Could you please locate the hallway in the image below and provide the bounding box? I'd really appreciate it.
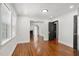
[0,3,79,56]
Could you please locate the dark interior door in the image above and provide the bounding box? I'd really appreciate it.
[49,22,56,40]
[30,30,33,40]
[73,15,78,50]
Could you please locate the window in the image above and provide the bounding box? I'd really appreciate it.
[0,3,16,45]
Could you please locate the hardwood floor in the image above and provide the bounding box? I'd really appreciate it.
[12,39,79,56]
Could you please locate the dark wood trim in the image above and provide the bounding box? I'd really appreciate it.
[73,15,78,50]
[48,20,59,41]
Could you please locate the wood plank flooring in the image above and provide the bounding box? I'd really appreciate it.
[12,40,79,56]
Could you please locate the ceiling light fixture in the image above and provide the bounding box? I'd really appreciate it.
[42,9,48,13]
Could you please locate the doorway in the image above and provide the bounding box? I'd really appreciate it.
[30,24,39,42]
[30,30,33,41]
[33,25,39,42]
[49,21,58,44]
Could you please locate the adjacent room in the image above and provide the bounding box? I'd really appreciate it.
[0,3,79,56]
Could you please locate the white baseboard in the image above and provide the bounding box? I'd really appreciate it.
[59,40,73,48]
[0,36,16,46]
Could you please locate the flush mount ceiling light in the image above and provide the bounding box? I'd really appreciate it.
[70,5,74,9]
[41,9,48,15]
[42,9,48,13]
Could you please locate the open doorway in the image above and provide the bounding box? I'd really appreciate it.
[49,21,58,44]
[33,25,39,42]
[30,30,34,41]
[30,24,39,42]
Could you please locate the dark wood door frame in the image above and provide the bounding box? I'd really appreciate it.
[73,15,78,50]
[48,21,58,41]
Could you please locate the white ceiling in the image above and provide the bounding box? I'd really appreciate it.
[12,3,79,19]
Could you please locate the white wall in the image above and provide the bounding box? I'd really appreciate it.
[0,4,1,41]
[33,25,38,42]
[40,21,48,40]
[77,7,79,51]
[16,16,30,43]
[50,10,77,48]
[42,21,49,40]
[77,8,79,50]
